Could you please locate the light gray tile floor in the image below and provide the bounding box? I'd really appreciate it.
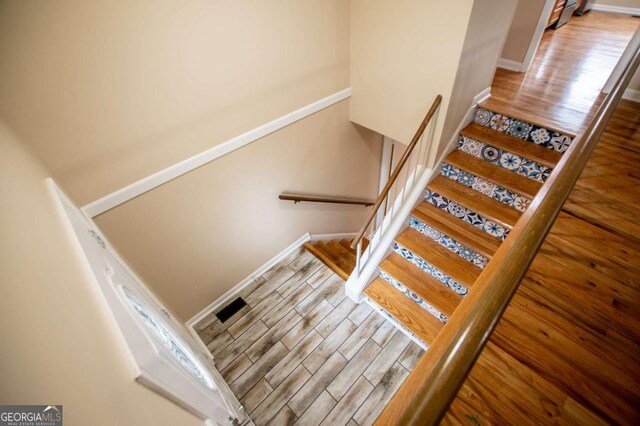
[196,246,424,426]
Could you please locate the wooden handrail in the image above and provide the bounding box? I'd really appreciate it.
[279,193,374,206]
[351,94,442,249]
[394,37,640,426]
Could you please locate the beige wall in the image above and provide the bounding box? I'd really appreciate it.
[0,0,382,322]
[0,0,352,206]
[96,100,381,320]
[501,0,547,63]
[595,0,640,7]
[350,0,475,147]
[0,120,202,425]
[442,0,518,158]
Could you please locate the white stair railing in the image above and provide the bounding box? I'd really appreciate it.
[346,95,442,302]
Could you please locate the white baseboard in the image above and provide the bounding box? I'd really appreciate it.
[310,232,357,242]
[623,88,640,103]
[83,88,352,218]
[497,58,524,72]
[186,232,311,330]
[473,87,492,105]
[592,4,640,15]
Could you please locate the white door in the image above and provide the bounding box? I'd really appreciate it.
[50,180,249,426]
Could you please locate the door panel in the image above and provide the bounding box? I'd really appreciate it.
[51,180,248,425]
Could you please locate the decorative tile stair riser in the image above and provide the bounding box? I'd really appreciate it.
[424,189,510,241]
[408,216,488,269]
[441,163,531,212]
[393,242,468,296]
[377,269,448,323]
[457,136,552,183]
[473,108,573,153]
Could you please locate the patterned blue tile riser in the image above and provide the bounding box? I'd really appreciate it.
[424,189,510,241]
[408,216,488,269]
[474,108,573,153]
[458,135,551,183]
[441,163,530,212]
[363,296,429,350]
[377,269,448,323]
[393,242,468,296]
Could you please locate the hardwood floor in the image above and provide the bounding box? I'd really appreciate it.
[441,12,640,425]
[491,11,639,134]
[194,247,424,426]
[563,99,640,241]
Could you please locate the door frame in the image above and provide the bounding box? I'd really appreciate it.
[48,179,248,426]
[521,0,556,73]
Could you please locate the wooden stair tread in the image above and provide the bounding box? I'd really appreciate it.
[325,240,356,273]
[306,238,372,281]
[340,237,369,251]
[445,149,542,199]
[429,175,522,229]
[479,97,575,138]
[339,239,355,254]
[461,122,562,169]
[364,277,444,344]
[326,239,355,256]
[303,241,351,280]
[340,237,369,250]
[379,253,462,317]
[314,240,328,250]
[395,228,481,289]
[413,202,501,259]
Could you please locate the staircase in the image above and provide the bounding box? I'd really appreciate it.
[310,102,574,353]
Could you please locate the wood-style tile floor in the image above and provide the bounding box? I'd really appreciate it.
[194,247,423,426]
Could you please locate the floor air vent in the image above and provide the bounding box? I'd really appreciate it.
[216,297,247,323]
